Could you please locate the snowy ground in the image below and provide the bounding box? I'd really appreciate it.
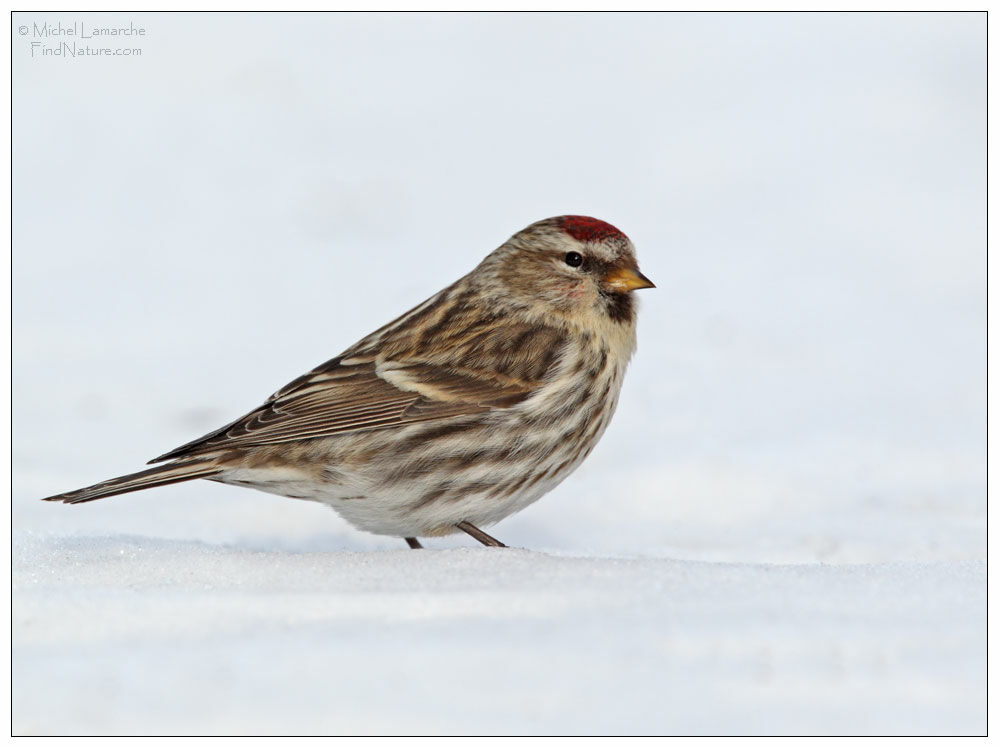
[13,538,984,736]
[12,12,985,736]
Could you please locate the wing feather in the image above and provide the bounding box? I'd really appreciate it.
[150,321,567,462]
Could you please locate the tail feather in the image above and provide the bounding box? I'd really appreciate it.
[42,460,223,504]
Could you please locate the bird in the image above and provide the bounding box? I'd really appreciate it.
[43,215,654,549]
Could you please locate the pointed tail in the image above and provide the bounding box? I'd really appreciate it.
[42,459,223,504]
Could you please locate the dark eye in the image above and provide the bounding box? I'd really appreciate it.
[564,251,584,268]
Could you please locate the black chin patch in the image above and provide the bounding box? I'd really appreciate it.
[603,291,634,323]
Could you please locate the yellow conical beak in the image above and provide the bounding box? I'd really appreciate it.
[604,265,656,292]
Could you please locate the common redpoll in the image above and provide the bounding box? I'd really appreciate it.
[43,216,654,548]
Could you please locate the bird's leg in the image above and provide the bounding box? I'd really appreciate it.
[405,537,424,549]
[456,521,507,548]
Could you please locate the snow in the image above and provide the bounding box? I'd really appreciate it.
[12,12,985,736]
[13,536,984,736]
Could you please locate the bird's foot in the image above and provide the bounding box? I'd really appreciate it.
[456,521,507,547]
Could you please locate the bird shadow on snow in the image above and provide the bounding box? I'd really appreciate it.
[16,531,698,613]
[14,529,741,597]
[14,531,597,581]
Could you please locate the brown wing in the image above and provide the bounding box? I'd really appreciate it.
[149,322,566,463]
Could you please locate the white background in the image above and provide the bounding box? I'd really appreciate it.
[12,12,984,736]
